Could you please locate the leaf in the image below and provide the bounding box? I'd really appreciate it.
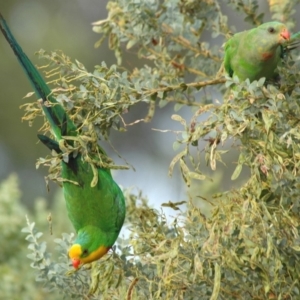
[21,226,33,234]
[210,263,221,300]
[173,141,181,151]
[168,148,187,177]
[257,77,266,87]
[126,39,138,50]
[188,172,206,180]
[180,158,191,186]
[159,99,168,108]
[161,200,187,210]
[76,60,86,70]
[231,164,242,180]
[174,103,184,112]
[262,110,273,133]
[171,114,187,126]
[23,91,35,98]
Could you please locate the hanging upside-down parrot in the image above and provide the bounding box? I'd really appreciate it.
[224,22,296,81]
[0,13,125,269]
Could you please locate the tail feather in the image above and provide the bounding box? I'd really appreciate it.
[61,112,68,136]
[0,13,77,140]
[37,134,61,153]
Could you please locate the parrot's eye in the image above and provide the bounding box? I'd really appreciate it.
[82,249,89,257]
[268,27,275,33]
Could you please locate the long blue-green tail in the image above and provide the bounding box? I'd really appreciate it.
[0,13,77,141]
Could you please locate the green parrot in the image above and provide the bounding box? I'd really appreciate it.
[224,22,291,81]
[0,13,126,269]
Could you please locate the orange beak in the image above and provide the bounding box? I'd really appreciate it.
[280,28,290,40]
[72,258,81,269]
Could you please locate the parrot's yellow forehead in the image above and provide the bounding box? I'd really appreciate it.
[69,244,82,259]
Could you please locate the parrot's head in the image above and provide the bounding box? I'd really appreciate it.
[263,22,290,41]
[68,227,110,269]
[253,22,290,62]
[259,22,290,46]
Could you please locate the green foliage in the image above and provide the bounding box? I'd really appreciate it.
[268,0,299,28]
[0,175,61,299]
[7,0,300,299]
[226,0,265,25]
[0,174,25,262]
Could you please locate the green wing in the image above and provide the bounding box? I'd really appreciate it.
[63,162,125,237]
[224,34,240,78]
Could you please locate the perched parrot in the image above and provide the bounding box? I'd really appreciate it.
[0,13,126,269]
[224,22,291,81]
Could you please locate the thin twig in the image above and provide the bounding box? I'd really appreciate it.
[126,278,139,300]
[144,77,226,97]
